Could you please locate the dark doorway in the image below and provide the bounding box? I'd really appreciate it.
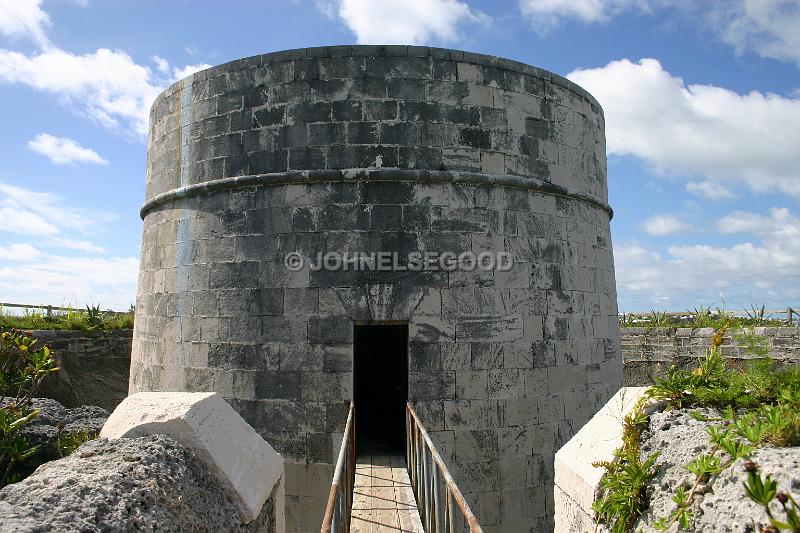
[353,323,408,455]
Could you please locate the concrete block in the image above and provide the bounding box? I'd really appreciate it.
[553,387,649,532]
[101,392,284,526]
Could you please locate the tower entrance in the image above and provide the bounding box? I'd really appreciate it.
[353,323,408,455]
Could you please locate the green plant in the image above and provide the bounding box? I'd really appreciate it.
[648,310,672,328]
[84,304,104,330]
[55,428,99,457]
[743,304,771,326]
[688,306,715,328]
[0,330,59,487]
[592,396,660,532]
[744,462,800,532]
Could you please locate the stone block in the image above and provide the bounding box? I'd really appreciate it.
[101,392,284,526]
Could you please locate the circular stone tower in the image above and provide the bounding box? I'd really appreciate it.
[132,45,622,532]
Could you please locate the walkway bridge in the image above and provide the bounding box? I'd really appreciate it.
[321,403,483,533]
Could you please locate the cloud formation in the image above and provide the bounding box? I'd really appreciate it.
[0,0,50,46]
[568,58,800,197]
[519,0,653,33]
[0,254,138,310]
[640,214,693,236]
[0,2,211,139]
[686,181,736,201]
[0,182,135,310]
[520,1,800,67]
[28,133,108,165]
[331,0,489,44]
[709,0,800,67]
[616,207,800,309]
[0,182,113,237]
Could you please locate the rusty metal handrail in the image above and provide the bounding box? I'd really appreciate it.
[406,403,483,533]
[320,401,356,533]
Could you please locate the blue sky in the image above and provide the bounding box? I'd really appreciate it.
[0,0,798,312]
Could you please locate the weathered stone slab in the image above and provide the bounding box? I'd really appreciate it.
[101,392,284,526]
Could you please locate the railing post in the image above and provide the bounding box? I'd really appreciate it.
[320,402,355,533]
[406,403,484,533]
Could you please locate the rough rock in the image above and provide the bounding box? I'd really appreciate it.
[634,408,800,532]
[0,434,276,533]
[101,392,284,524]
[2,397,108,479]
[18,398,109,440]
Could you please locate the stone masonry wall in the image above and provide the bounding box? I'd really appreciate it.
[131,45,621,533]
[24,329,132,412]
[622,326,800,385]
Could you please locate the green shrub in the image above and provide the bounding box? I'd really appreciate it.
[0,330,59,487]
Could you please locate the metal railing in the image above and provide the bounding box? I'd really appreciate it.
[320,401,356,533]
[406,403,483,533]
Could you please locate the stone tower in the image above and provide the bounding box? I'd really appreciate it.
[131,45,622,532]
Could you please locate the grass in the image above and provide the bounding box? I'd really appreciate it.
[0,305,134,332]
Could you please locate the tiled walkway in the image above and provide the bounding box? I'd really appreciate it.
[350,455,425,533]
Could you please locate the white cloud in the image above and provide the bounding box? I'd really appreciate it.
[0,182,135,310]
[520,0,632,32]
[0,0,50,46]
[640,214,692,236]
[0,46,218,138]
[172,63,212,81]
[315,0,336,19]
[0,46,209,138]
[568,58,800,197]
[686,181,736,201]
[0,47,162,137]
[518,1,800,68]
[0,182,112,236]
[0,206,57,235]
[333,0,489,45]
[47,237,105,253]
[616,207,800,309]
[709,0,800,67]
[151,55,170,74]
[0,254,138,311]
[517,0,685,34]
[27,133,108,165]
[0,243,41,261]
[716,207,795,236]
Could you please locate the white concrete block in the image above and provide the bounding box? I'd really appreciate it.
[101,392,284,526]
[553,386,650,532]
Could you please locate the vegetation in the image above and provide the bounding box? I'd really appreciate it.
[56,427,99,457]
[0,330,59,487]
[744,461,800,533]
[592,395,660,533]
[619,305,794,329]
[0,304,134,332]
[594,323,800,532]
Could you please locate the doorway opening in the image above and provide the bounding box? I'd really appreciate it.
[353,323,409,455]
